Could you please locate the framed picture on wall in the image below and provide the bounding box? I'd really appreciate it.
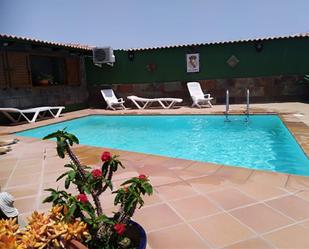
[186,53,200,73]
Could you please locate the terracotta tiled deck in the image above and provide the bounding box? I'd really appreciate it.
[1,103,309,249]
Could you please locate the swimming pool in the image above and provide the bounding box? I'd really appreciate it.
[16,115,309,175]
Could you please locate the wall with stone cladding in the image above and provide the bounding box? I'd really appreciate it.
[0,57,88,109]
[88,74,308,108]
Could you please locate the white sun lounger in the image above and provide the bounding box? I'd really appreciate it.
[187,82,213,108]
[158,98,183,109]
[0,106,65,123]
[101,89,126,110]
[127,96,183,109]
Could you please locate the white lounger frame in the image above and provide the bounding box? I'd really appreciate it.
[127,96,183,109]
[0,106,65,123]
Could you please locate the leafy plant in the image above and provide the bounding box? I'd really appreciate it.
[42,129,153,249]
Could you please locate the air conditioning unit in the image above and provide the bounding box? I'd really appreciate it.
[93,47,115,65]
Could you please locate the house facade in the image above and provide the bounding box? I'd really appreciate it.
[0,34,91,111]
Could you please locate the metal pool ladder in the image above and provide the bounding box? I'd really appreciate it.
[245,89,250,122]
[225,89,250,122]
[225,89,230,122]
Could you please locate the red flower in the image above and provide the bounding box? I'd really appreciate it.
[114,223,126,235]
[76,194,88,204]
[124,186,129,193]
[138,174,147,180]
[91,169,102,178]
[101,151,112,162]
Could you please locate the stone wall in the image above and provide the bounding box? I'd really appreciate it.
[0,57,88,109]
[88,75,309,108]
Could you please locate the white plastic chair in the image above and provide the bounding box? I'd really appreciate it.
[101,89,126,110]
[187,82,213,108]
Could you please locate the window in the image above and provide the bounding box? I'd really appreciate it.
[30,55,65,86]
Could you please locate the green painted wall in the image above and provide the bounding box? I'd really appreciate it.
[85,37,309,85]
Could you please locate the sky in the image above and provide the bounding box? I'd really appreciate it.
[0,0,308,50]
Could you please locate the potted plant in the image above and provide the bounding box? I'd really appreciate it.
[37,73,54,85]
[40,130,153,249]
[0,206,89,249]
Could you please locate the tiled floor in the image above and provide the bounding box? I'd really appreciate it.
[0,103,309,248]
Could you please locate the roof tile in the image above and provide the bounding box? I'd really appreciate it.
[0,34,92,51]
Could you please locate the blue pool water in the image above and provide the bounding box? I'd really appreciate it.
[16,115,309,175]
